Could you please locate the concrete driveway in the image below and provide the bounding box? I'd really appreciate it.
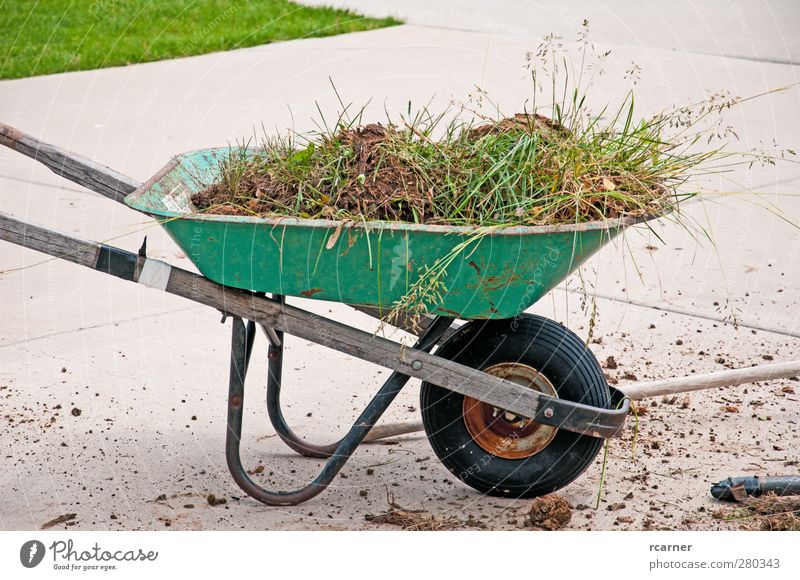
[1,1,798,530]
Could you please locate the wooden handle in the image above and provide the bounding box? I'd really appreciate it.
[358,358,800,441]
[0,121,141,203]
[619,360,800,400]
[363,420,424,442]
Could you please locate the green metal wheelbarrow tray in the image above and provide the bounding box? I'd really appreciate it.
[0,122,650,506]
[132,148,631,320]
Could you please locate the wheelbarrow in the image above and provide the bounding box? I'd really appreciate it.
[6,122,790,507]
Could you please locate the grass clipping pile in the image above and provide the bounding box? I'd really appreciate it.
[714,494,800,531]
[193,111,683,227]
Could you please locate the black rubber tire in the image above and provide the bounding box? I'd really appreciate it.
[420,314,609,498]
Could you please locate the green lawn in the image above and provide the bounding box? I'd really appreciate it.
[0,1,399,80]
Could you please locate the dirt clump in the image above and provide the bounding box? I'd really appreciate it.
[467,113,566,139]
[327,124,428,222]
[41,513,77,529]
[528,494,572,530]
[206,493,227,506]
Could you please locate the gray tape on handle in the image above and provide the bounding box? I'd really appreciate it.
[138,258,172,291]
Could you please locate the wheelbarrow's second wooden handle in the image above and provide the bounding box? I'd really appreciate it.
[358,360,800,441]
[0,121,141,203]
[362,420,423,443]
[620,360,800,400]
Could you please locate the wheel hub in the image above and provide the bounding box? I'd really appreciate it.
[462,362,559,460]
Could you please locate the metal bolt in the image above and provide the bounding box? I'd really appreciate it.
[543,408,554,419]
[411,360,423,371]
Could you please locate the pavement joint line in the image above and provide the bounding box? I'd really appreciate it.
[671,50,796,67]
[0,305,201,349]
[397,23,800,69]
[563,286,800,339]
[698,175,800,195]
[751,176,800,191]
[0,173,90,194]
[4,284,797,354]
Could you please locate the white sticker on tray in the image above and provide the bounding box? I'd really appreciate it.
[162,184,191,213]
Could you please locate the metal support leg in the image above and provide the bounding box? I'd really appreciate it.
[263,294,338,457]
[225,315,453,506]
[265,296,438,458]
[264,326,342,457]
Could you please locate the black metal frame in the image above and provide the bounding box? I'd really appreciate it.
[225,314,454,506]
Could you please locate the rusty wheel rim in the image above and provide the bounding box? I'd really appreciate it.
[462,362,559,460]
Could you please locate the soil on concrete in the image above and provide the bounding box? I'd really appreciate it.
[3,295,798,532]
